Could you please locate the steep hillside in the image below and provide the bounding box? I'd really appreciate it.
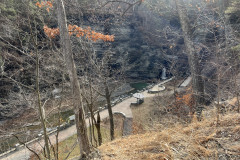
[99,112,240,160]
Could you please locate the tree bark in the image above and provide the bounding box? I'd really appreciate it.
[175,0,205,119]
[96,111,102,146]
[56,0,91,157]
[104,80,114,140]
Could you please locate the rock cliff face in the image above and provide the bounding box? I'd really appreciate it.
[1,2,226,121]
[0,4,188,121]
[73,6,187,80]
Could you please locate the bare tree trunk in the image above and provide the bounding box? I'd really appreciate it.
[96,111,102,146]
[36,50,51,160]
[217,71,220,126]
[234,71,240,113]
[88,81,98,146]
[88,103,101,146]
[83,80,102,146]
[104,80,114,140]
[173,78,177,103]
[55,97,63,160]
[89,118,93,145]
[90,112,98,146]
[237,93,240,113]
[56,0,91,157]
[175,0,205,120]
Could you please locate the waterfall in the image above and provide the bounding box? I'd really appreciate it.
[161,67,167,80]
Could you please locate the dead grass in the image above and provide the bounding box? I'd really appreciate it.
[99,96,240,160]
[131,97,187,134]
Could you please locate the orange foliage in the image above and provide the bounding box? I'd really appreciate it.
[176,87,195,108]
[44,25,115,42]
[35,0,53,12]
[37,0,114,42]
[174,90,195,119]
[176,93,194,107]
[43,25,59,39]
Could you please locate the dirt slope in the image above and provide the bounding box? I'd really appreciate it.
[99,113,240,160]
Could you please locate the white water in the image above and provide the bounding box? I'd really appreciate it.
[161,67,167,80]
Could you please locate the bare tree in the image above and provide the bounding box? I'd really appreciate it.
[0,1,55,158]
[174,0,205,120]
[93,50,125,141]
[56,0,91,157]
[81,73,103,146]
[80,43,125,141]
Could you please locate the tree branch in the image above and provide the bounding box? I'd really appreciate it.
[2,74,35,90]
[12,134,41,160]
[92,86,105,97]
[97,0,143,16]
[64,139,78,160]
[0,36,36,62]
